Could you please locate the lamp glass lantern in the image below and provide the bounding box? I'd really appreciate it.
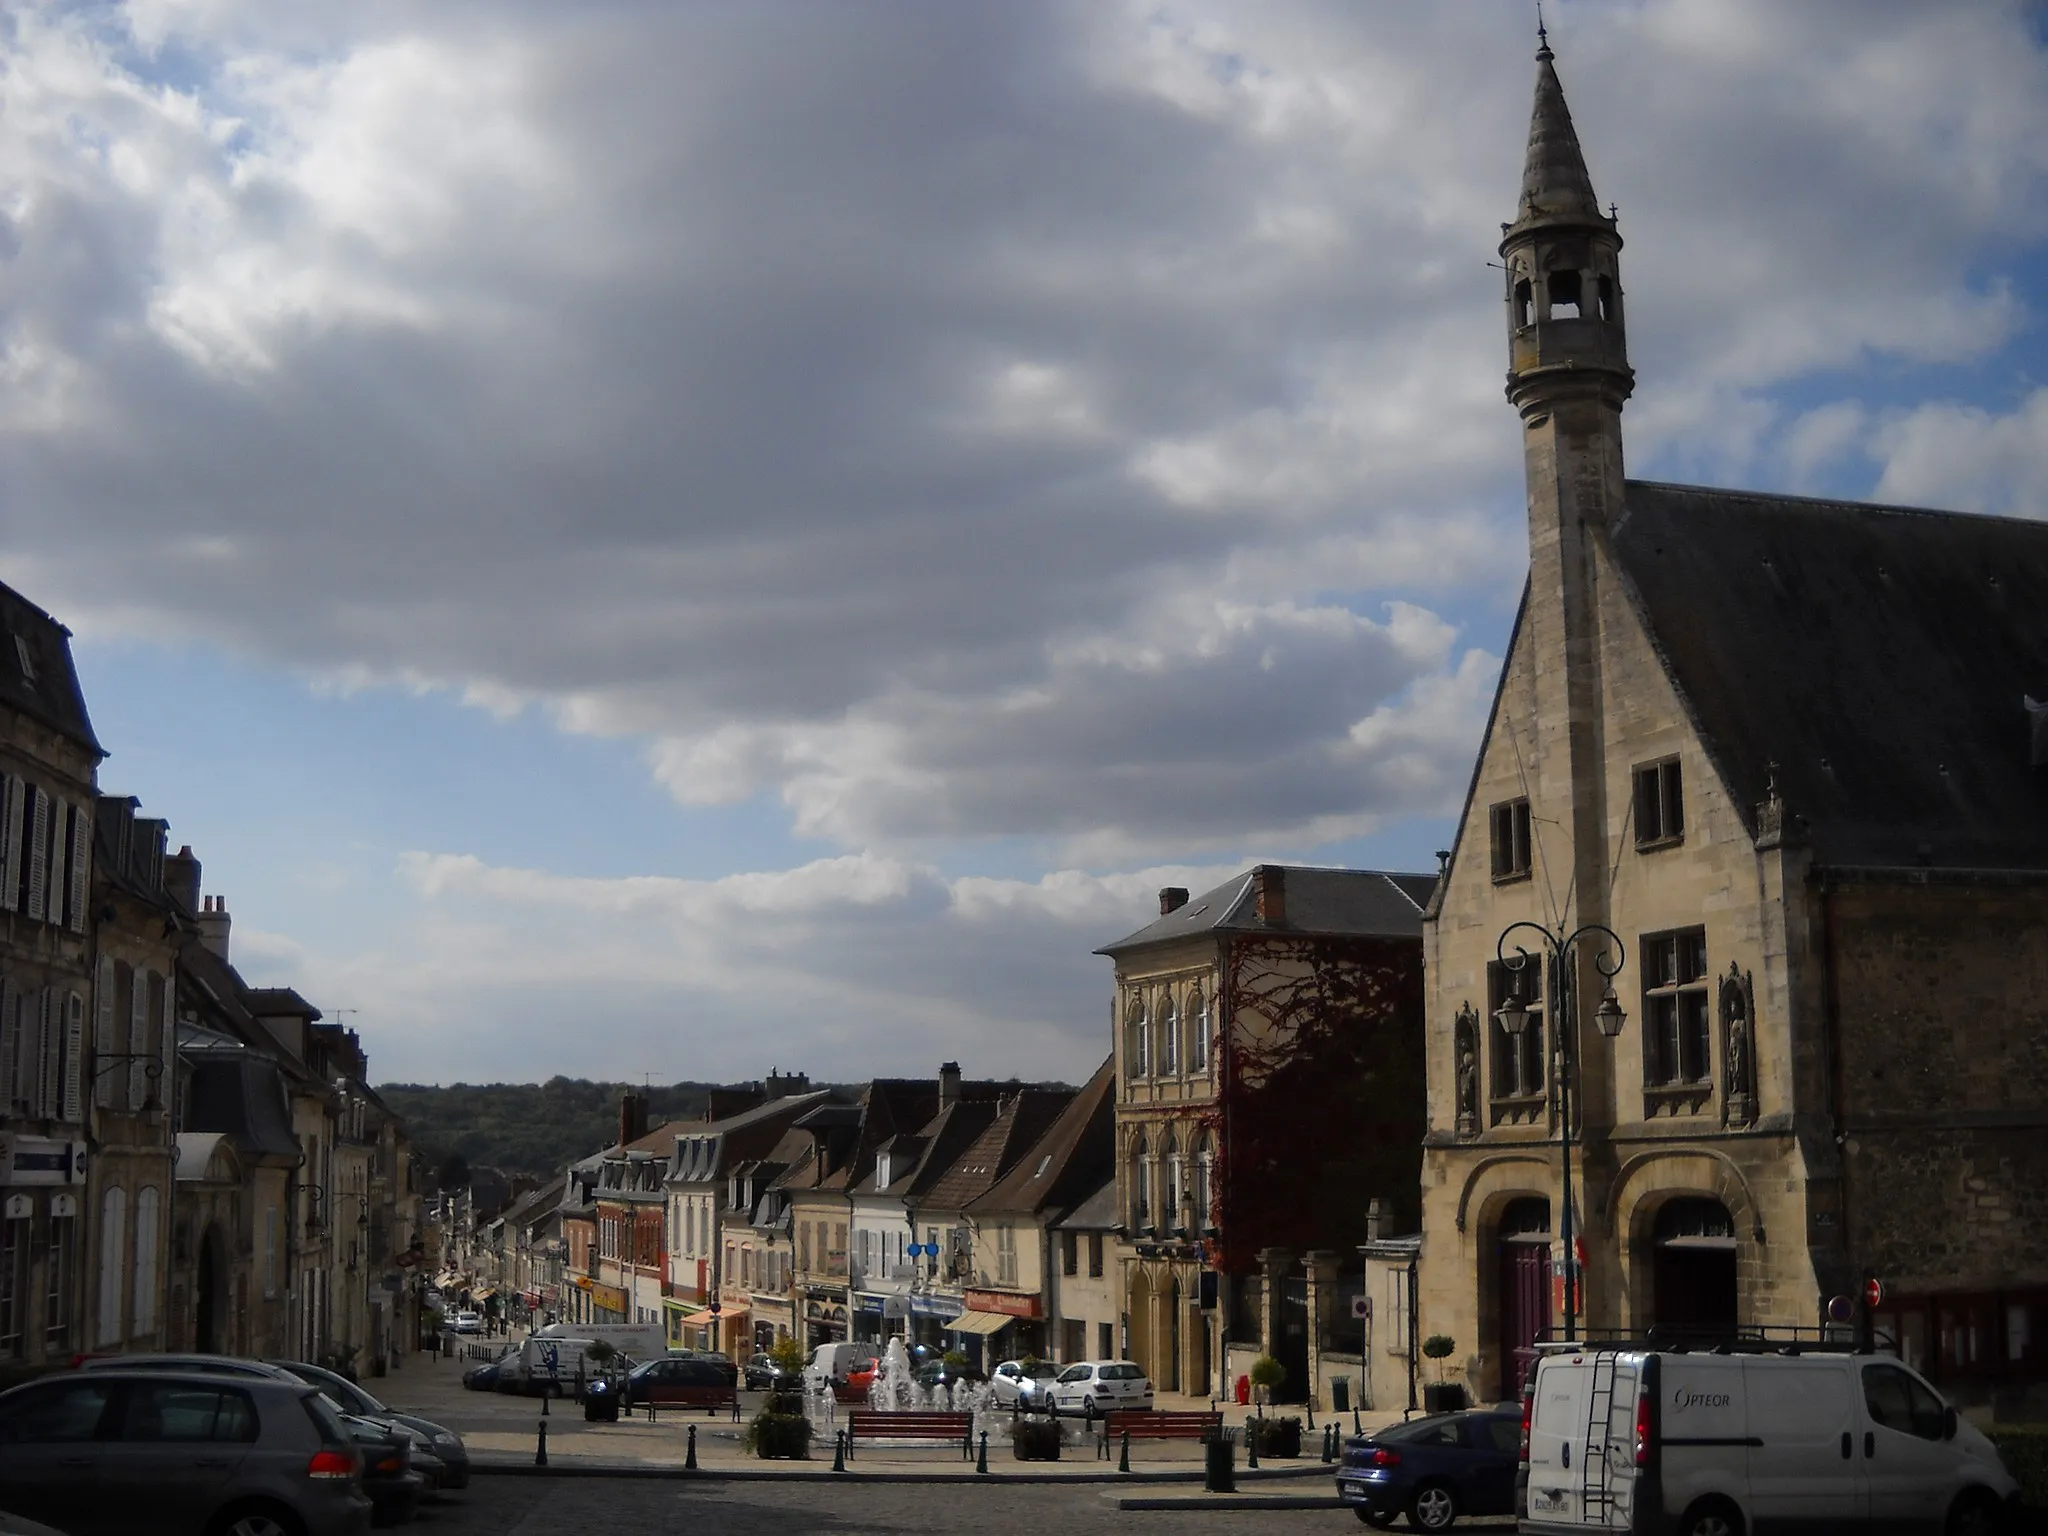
[1594,987,1627,1038]
[1493,992,1534,1038]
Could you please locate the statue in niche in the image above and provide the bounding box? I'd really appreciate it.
[1719,963,1757,1126]
[1454,1002,1480,1139]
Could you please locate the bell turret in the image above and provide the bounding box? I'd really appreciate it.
[1500,35,1632,421]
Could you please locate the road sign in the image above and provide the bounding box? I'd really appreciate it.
[1826,1294,1855,1324]
[1864,1277,1885,1308]
[1351,1296,1372,1320]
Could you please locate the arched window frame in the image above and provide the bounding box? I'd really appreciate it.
[1192,1136,1215,1233]
[1131,1132,1151,1231]
[97,1185,126,1345]
[132,1187,160,1339]
[1160,992,1180,1076]
[1189,987,1210,1073]
[1162,1132,1182,1231]
[1126,998,1150,1081]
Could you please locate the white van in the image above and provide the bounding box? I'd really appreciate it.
[803,1341,878,1394]
[1520,1342,2018,1535]
[533,1320,667,1361]
[499,1335,601,1396]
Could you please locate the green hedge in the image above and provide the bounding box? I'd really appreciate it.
[1986,1425,2048,1510]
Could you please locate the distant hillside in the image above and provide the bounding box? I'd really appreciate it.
[375,1078,736,1181]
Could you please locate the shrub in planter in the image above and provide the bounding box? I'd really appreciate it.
[1986,1425,2048,1512]
[1420,1333,1465,1411]
[1248,1415,1303,1459]
[744,1408,813,1460]
[1010,1417,1063,1461]
[763,1390,806,1418]
[1248,1354,1286,1408]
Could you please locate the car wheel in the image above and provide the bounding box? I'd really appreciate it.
[1355,1510,1398,1530]
[1674,1498,1744,1536]
[1945,1491,2002,1536]
[1083,1394,1096,1420]
[1407,1481,1458,1532]
[208,1505,306,1536]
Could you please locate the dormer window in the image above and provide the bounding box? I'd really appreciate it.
[876,1152,892,1188]
[1490,797,1533,881]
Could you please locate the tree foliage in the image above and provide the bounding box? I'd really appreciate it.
[377,1077,733,1179]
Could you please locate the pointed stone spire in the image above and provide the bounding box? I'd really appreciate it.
[1511,37,1603,230]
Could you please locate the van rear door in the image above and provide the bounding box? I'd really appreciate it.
[1523,1356,1588,1525]
[1744,1357,1867,1527]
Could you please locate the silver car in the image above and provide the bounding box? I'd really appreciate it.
[989,1358,1061,1411]
[1047,1359,1154,1418]
[0,1368,372,1536]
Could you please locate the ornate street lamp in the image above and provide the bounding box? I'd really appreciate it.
[1493,919,1627,1342]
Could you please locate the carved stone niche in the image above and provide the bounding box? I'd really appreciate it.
[1454,1002,1480,1140]
[1720,963,1758,1127]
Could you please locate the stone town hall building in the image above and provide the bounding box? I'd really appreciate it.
[1417,39,2048,1415]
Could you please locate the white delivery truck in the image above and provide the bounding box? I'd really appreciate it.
[1519,1338,2018,1535]
[499,1335,602,1396]
[532,1321,668,1361]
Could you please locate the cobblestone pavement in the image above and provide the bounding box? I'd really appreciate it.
[409,1476,1513,1534]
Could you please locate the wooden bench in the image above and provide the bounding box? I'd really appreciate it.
[1098,1409,1225,1459]
[640,1384,740,1421]
[842,1409,974,1460]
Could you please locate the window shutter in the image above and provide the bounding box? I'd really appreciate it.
[129,972,149,1112]
[133,1188,160,1337]
[94,959,116,1110]
[0,773,12,911]
[0,976,13,1109]
[23,787,47,922]
[44,799,67,929]
[66,801,89,934]
[37,988,57,1117]
[160,972,175,1107]
[62,992,84,1121]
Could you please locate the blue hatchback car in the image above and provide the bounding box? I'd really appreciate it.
[1335,1408,1521,1530]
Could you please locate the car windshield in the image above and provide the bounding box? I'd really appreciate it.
[1101,1365,1144,1380]
[1057,1366,1090,1382]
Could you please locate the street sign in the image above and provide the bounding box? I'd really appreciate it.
[1864,1277,1885,1309]
[1826,1294,1854,1324]
[1351,1296,1371,1320]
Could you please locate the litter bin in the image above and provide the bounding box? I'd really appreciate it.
[1204,1432,1236,1494]
[1331,1376,1350,1414]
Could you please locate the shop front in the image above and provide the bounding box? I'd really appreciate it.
[803,1290,848,1347]
[955,1288,1043,1368]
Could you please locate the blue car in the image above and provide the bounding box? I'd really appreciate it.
[1335,1409,1521,1531]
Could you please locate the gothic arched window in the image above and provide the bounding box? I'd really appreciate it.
[1192,1137,1215,1232]
[1160,993,1180,1076]
[1131,1133,1152,1230]
[1190,987,1210,1072]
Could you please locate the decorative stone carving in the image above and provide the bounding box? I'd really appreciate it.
[1719,962,1757,1126]
[1454,1002,1480,1139]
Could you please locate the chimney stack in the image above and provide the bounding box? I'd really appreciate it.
[618,1091,649,1147]
[165,845,201,916]
[1366,1196,1384,1244]
[764,1069,810,1101]
[197,894,232,961]
[938,1061,962,1111]
[1252,864,1287,925]
[1158,887,1189,915]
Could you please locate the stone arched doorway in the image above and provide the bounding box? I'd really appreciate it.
[1127,1267,1158,1384]
[195,1222,229,1354]
[1493,1197,1552,1395]
[1647,1197,1737,1334]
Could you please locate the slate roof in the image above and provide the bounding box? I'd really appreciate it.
[970,1055,1115,1218]
[0,580,101,757]
[1610,481,2048,873]
[1510,39,1604,231]
[917,1088,1074,1214]
[183,1053,300,1160]
[1096,867,1436,955]
[1051,1176,1119,1232]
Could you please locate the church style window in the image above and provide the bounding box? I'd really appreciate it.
[1125,999,1150,1083]
[1188,987,1210,1073]
[1490,798,1532,881]
[1633,758,1685,846]
[1487,961,1545,1125]
[1160,994,1180,1076]
[1131,1134,1151,1232]
[1642,927,1711,1098]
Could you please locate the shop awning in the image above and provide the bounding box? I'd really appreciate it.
[948,1311,1013,1336]
[676,1305,748,1328]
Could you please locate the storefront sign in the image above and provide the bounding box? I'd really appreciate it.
[586,1282,629,1314]
[0,1136,86,1186]
[911,1292,963,1319]
[963,1288,1041,1319]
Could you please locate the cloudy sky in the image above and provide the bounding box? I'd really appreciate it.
[6,0,2045,1087]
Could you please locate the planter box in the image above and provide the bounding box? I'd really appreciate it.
[1249,1416,1302,1459]
[1423,1383,1469,1413]
[1011,1421,1063,1461]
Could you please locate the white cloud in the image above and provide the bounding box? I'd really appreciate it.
[1871,389,2048,519]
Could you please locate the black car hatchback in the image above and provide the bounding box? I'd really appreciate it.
[1335,1408,1521,1531]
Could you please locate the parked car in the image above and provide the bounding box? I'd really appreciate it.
[0,1367,375,1536]
[989,1359,1060,1411]
[446,1311,483,1335]
[337,1413,424,1527]
[744,1352,795,1391]
[1336,1409,1520,1531]
[1046,1360,1153,1418]
[269,1362,470,1491]
[460,1358,503,1391]
[914,1358,984,1392]
[1522,1342,2020,1536]
[803,1342,879,1394]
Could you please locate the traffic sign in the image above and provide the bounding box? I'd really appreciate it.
[1864,1277,1885,1309]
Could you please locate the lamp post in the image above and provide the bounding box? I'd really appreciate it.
[1491,920,1628,1342]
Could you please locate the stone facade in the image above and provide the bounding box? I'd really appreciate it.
[1417,41,2048,1415]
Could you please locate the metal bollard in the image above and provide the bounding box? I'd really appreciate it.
[1353,1406,1362,1435]
[831,1430,846,1473]
[649,1400,658,1424]
[541,1389,550,1418]
[1118,1429,1130,1474]
[535,1420,548,1467]
[686,1424,698,1471]
[977,1431,989,1475]
[1307,1402,1316,1431]
[1246,1423,1260,1470]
